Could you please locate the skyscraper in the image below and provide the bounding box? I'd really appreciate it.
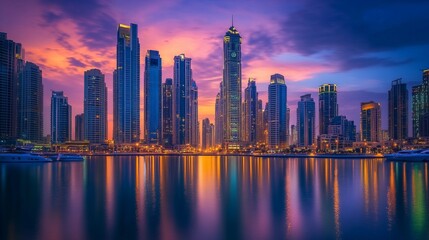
[222,23,242,150]
[412,69,429,137]
[388,79,408,140]
[202,118,213,150]
[297,94,315,147]
[51,91,71,144]
[75,113,84,141]
[114,23,140,144]
[173,54,193,146]
[215,84,224,145]
[268,74,288,149]
[144,50,162,144]
[360,101,381,142]
[84,69,107,144]
[162,78,173,147]
[0,32,24,143]
[319,84,338,135]
[190,80,199,147]
[18,62,43,142]
[243,78,258,145]
[256,99,264,144]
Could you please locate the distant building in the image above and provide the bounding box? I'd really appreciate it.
[297,94,315,147]
[290,125,297,145]
[222,23,242,150]
[215,83,224,146]
[144,50,162,144]
[319,84,338,135]
[84,69,107,144]
[51,91,71,144]
[319,115,356,152]
[0,32,24,143]
[243,78,258,145]
[388,79,408,140]
[190,80,199,147]
[18,62,43,142]
[268,74,288,149]
[256,99,265,144]
[360,101,381,142]
[162,78,173,148]
[75,113,84,141]
[202,118,213,150]
[412,69,429,137]
[114,23,140,144]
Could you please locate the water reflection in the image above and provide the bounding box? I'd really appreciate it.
[1,157,429,239]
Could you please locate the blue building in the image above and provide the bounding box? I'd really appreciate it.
[222,24,242,150]
[84,69,107,144]
[114,23,140,144]
[144,50,162,144]
[297,94,315,147]
[268,74,288,149]
[243,79,258,145]
[319,84,338,135]
[51,91,71,144]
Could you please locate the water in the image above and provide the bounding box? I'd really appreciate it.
[1,156,428,240]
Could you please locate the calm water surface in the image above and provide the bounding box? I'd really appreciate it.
[1,156,428,239]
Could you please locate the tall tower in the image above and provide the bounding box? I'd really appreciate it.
[268,74,288,149]
[0,32,24,143]
[75,113,84,141]
[297,94,315,147]
[144,50,162,144]
[51,91,71,144]
[319,84,338,135]
[173,54,192,146]
[190,80,199,147]
[84,69,107,144]
[412,69,429,137]
[18,62,43,142]
[162,78,173,147]
[388,79,408,140]
[243,78,258,146]
[215,83,224,145]
[114,23,140,144]
[360,101,381,142]
[222,23,242,150]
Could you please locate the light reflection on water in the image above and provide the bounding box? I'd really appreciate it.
[1,156,428,239]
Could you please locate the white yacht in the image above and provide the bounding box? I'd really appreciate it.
[385,149,429,162]
[57,154,85,162]
[0,153,51,163]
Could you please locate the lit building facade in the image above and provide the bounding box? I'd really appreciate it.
[319,84,338,135]
[144,50,162,144]
[202,118,213,150]
[297,94,315,147]
[412,69,429,137]
[243,78,258,145]
[214,85,224,145]
[84,69,107,144]
[222,24,242,150]
[268,74,288,149]
[388,79,408,140]
[114,23,140,144]
[75,113,84,141]
[360,101,381,142]
[162,78,173,148]
[51,91,71,144]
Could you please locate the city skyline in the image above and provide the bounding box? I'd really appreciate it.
[1,0,429,140]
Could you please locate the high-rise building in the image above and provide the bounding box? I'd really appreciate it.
[319,84,338,135]
[256,99,264,144]
[51,91,71,144]
[75,113,84,141]
[412,69,429,137]
[297,94,315,147]
[328,116,356,142]
[268,74,288,149]
[173,54,194,146]
[290,125,297,146]
[190,80,199,147]
[18,62,43,142]
[0,32,24,143]
[202,118,213,150]
[215,84,224,145]
[84,69,107,144]
[388,79,408,140]
[144,50,162,144]
[360,101,381,142]
[162,78,173,148]
[222,23,242,150]
[243,78,258,145]
[114,23,140,144]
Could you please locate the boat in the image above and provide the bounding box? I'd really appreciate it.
[385,149,429,162]
[57,154,85,162]
[0,153,52,163]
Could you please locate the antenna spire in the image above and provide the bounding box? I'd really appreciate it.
[232,15,234,27]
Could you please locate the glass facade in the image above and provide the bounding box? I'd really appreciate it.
[144,50,162,144]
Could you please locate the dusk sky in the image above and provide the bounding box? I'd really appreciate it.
[1,0,428,139]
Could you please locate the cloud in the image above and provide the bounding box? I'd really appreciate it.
[67,57,87,68]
